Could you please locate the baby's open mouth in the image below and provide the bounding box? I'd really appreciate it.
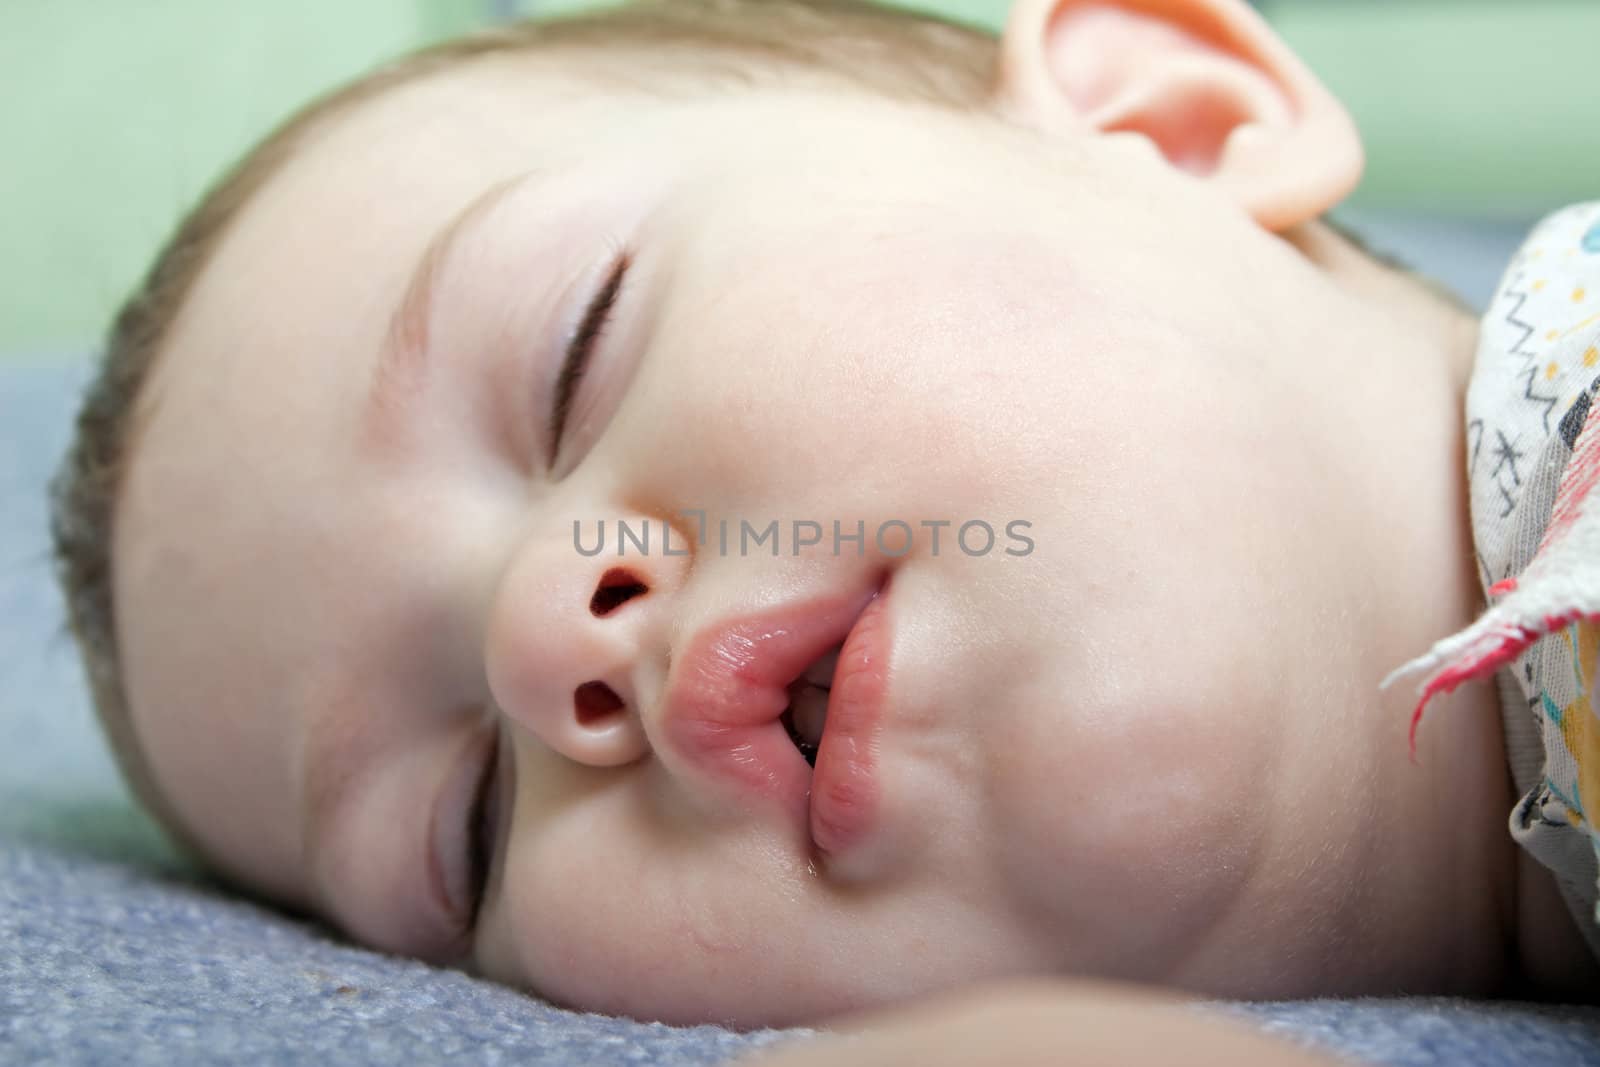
[660,576,891,861]
[780,646,840,767]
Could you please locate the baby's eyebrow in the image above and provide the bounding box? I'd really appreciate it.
[361,170,547,453]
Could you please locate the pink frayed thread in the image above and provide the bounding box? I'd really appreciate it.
[1406,630,1534,763]
[1405,610,1600,762]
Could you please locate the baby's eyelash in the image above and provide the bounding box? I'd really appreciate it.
[463,727,502,931]
[548,251,630,463]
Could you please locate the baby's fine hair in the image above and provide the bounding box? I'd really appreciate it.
[48,0,1000,856]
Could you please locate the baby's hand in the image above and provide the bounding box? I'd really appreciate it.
[739,980,1351,1067]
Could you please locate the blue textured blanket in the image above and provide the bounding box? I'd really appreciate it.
[8,211,1600,1065]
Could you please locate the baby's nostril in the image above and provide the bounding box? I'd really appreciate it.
[574,681,625,726]
[590,567,649,617]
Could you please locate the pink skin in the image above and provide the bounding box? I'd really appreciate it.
[111,0,1600,1031]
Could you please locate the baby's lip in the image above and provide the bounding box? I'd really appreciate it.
[808,578,892,861]
[659,578,886,844]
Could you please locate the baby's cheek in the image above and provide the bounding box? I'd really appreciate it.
[985,682,1271,982]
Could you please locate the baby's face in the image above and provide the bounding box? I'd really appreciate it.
[115,58,1463,1026]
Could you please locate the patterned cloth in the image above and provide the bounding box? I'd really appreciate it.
[1385,202,1600,954]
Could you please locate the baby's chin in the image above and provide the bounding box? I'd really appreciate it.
[507,915,1056,1030]
[473,818,1221,1028]
[501,861,1287,1031]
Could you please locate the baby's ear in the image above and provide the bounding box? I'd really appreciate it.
[992,0,1363,231]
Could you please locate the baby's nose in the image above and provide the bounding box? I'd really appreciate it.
[483,517,686,766]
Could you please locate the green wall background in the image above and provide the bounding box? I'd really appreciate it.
[2,0,479,358]
[5,1,1598,357]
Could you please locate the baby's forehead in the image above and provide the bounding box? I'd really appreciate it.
[155,64,634,400]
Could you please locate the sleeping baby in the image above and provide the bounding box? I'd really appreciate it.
[49,0,1600,1057]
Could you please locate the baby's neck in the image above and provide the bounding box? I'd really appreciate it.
[1304,219,1600,1001]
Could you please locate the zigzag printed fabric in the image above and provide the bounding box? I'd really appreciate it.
[1386,202,1600,936]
